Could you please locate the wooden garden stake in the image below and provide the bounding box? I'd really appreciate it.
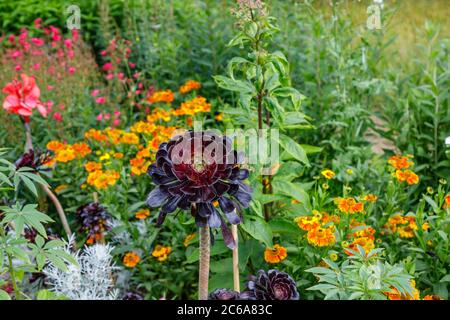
[231,223,240,292]
[198,225,210,300]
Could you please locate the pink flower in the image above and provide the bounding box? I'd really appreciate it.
[102,62,112,71]
[47,85,54,91]
[114,110,121,117]
[2,74,47,117]
[15,65,22,71]
[53,112,63,122]
[34,18,43,29]
[64,39,72,49]
[91,89,100,97]
[68,66,76,75]
[67,50,74,59]
[95,97,106,104]
[112,119,120,127]
[11,51,22,59]
[33,63,41,70]
[31,37,45,46]
[58,104,65,110]
[128,62,136,69]
[104,113,111,120]
[101,50,107,57]
[31,50,44,56]
[71,29,79,42]
[105,73,114,80]
[8,35,15,43]
[96,113,103,121]
[118,73,125,80]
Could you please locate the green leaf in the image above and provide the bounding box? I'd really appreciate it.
[272,180,310,206]
[276,134,309,166]
[0,289,11,300]
[240,216,273,247]
[213,75,255,94]
[268,218,299,235]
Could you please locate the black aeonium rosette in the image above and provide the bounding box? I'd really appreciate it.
[14,149,53,172]
[76,202,111,244]
[240,269,299,300]
[146,130,252,248]
[208,288,240,300]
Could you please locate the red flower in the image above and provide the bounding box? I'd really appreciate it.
[2,74,47,117]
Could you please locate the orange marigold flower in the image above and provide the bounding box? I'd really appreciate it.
[215,113,223,122]
[294,215,320,231]
[121,132,139,145]
[388,155,414,170]
[264,244,288,264]
[123,252,140,268]
[114,152,124,159]
[179,80,201,94]
[55,146,76,163]
[135,208,150,220]
[152,245,172,262]
[85,161,102,172]
[183,233,197,247]
[307,226,336,247]
[345,237,375,256]
[423,295,442,300]
[72,142,92,158]
[335,197,364,214]
[321,169,335,179]
[363,194,378,202]
[148,90,174,104]
[54,184,68,194]
[85,128,108,142]
[46,140,65,152]
[443,194,450,209]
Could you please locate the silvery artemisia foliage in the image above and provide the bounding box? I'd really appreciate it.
[44,236,118,300]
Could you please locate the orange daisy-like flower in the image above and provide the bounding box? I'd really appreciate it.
[84,161,102,172]
[307,226,336,247]
[55,146,76,163]
[335,197,364,214]
[264,244,288,264]
[444,194,450,209]
[344,237,375,256]
[294,215,320,231]
[152,245,172,262]
[423,295,442,300]
[120,132,140,145]
[46,140,65,152]
[85,128,109,142]
[179,80,201,94]
[321,169,335,179]
[183,233,197,247]
[388,155,414,170]
[123,252,140,268]
[135,208,150,220]
[363,194,378,202]
[72,142,92,158]
[148,90,174,104]
[395,170,419,185]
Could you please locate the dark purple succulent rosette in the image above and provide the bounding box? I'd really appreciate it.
[146,130,252,249]
[240,269,299,300]
[208,288,240,300]
[76,202,111,241]
[14,149,53,172]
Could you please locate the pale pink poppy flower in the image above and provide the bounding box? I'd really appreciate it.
[2,74,47,117]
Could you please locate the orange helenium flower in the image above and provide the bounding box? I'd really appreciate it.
[264,244,288,264]
[123,252,140,268]
[179,80,201,94]
[307,226,336,247]
[135,208,150,220]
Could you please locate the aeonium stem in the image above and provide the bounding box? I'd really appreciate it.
[198,223,210,300]
[231,223,240,292]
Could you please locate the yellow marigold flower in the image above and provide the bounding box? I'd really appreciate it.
[363,194,378,202]
[152,245,172,262]
[121,133,139,145]
[183,233,197,247]
[130,157,150,176]
[123,252,140,268]
[99,153,111,161]
[385,280,420,300]
[87,169,120,189]
[422,222,430,231]
[179,80,201,94]
[264,244,288,264]
[55,146,76,163]
[307,226,336,247]
[329,253,338,261]
[388,155,414,170]
[294,215,320,231]
[321,169,335,179]
[54,184,68,194]
[135,208,150,220]
[47,140,65,152]
[148,90,174,104]
[172,96,211,116]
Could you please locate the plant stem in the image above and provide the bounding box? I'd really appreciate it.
[231,224,240,292]
[198,225,210,300]
[7,253,20,300]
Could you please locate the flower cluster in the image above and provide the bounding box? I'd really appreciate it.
[47,140,91,163]
[383,214,429,238]
[179,80,201,94]
[152,245,172,262]
[295,210,339,247]
[334,197,364,214]
[388,155,419,185]
[344,222,376,255]
[384,280,420,300]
